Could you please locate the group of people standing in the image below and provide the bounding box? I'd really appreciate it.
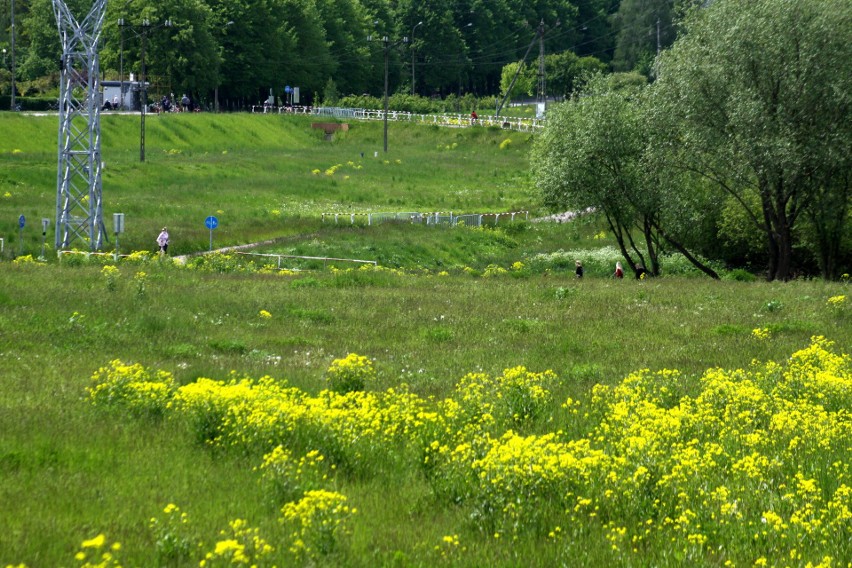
[575,260,647,279]
[157,93,193,113]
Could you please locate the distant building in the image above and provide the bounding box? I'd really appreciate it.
[101,77,147,111]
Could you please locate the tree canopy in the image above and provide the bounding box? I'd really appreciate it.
[536,0,851,280]
[652,0,852,280]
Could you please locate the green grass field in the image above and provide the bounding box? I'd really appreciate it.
[0,113,850,567]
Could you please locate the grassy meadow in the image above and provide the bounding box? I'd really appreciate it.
[0,113,851,567]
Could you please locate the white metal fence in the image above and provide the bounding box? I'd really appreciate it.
[321,210,529,228]
[234,251,376,269]
[250,105,543,132]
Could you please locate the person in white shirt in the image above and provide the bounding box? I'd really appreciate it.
[156,227,169,255]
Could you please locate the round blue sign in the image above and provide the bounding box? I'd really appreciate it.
[205,216,219,230]
[284,86,292,93]
[18,214,25,229]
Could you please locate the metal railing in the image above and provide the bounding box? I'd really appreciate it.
[234,251,376,269]
[322,210,529,228]
[313,107,544,132]
[250,105,544,132]
[249,104,314,115]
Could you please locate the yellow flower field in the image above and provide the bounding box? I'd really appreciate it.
[79,336,852,566]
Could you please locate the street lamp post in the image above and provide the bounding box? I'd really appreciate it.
[410,21,422,95]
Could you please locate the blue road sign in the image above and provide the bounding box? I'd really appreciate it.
[205,216,219,230]
[18,214,25,229]
[284,85,292,94]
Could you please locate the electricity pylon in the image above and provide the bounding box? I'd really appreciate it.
[53,0,108,250]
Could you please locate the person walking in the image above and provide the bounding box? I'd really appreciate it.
[575,260,584,278]
[156,227,170,255]
[614,261,624,279]
[635,263,647,280]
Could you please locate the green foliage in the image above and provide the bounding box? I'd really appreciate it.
[724,269,757,283]
[653,0,852,279]
[612,0,677,73]
[258,446,332,504]
[501,52,609,100]
[532,73,722,278]
[322,78,340,106]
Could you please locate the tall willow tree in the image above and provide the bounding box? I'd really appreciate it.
[653,0,852,280]
[532,74,719,279]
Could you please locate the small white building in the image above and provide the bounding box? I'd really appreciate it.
[101,77,147,110]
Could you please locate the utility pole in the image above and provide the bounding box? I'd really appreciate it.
[369,32,408,153]
[498,19,557,119]
[120,18,172,162]
[140,19,148,162]
[536,20,546,110]
[383,36,389,152]
[410,21,423,95]
[118,18,124,109]
[10,0,15,111]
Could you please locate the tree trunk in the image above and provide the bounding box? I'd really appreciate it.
[809,174,849,280]
[760,183,784,281]
[642,215,660,276]
[775,226,794,281]
[652,221,720,279]
[606,214,637,274]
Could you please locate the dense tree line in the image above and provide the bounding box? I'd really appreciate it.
[0,0,683,108]
[534,0,851,281]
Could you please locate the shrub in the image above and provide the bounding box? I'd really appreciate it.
[280,490,355,559]
[258,446,333,503]
[325,353,375,393]
[724,268,758,282]
[87,360,176,417]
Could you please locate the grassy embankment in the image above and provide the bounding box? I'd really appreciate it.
[0,113,850,567]
[0,112,536,256]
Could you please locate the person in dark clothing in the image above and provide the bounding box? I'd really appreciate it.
[635,263,647,280]
[575,260,584,278]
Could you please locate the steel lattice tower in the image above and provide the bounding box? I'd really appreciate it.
[53,0,108,251]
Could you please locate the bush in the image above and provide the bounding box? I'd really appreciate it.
[1,95,57,111]
[88,360,176,417]
[325,353,376,393]
[724,268,758,282]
